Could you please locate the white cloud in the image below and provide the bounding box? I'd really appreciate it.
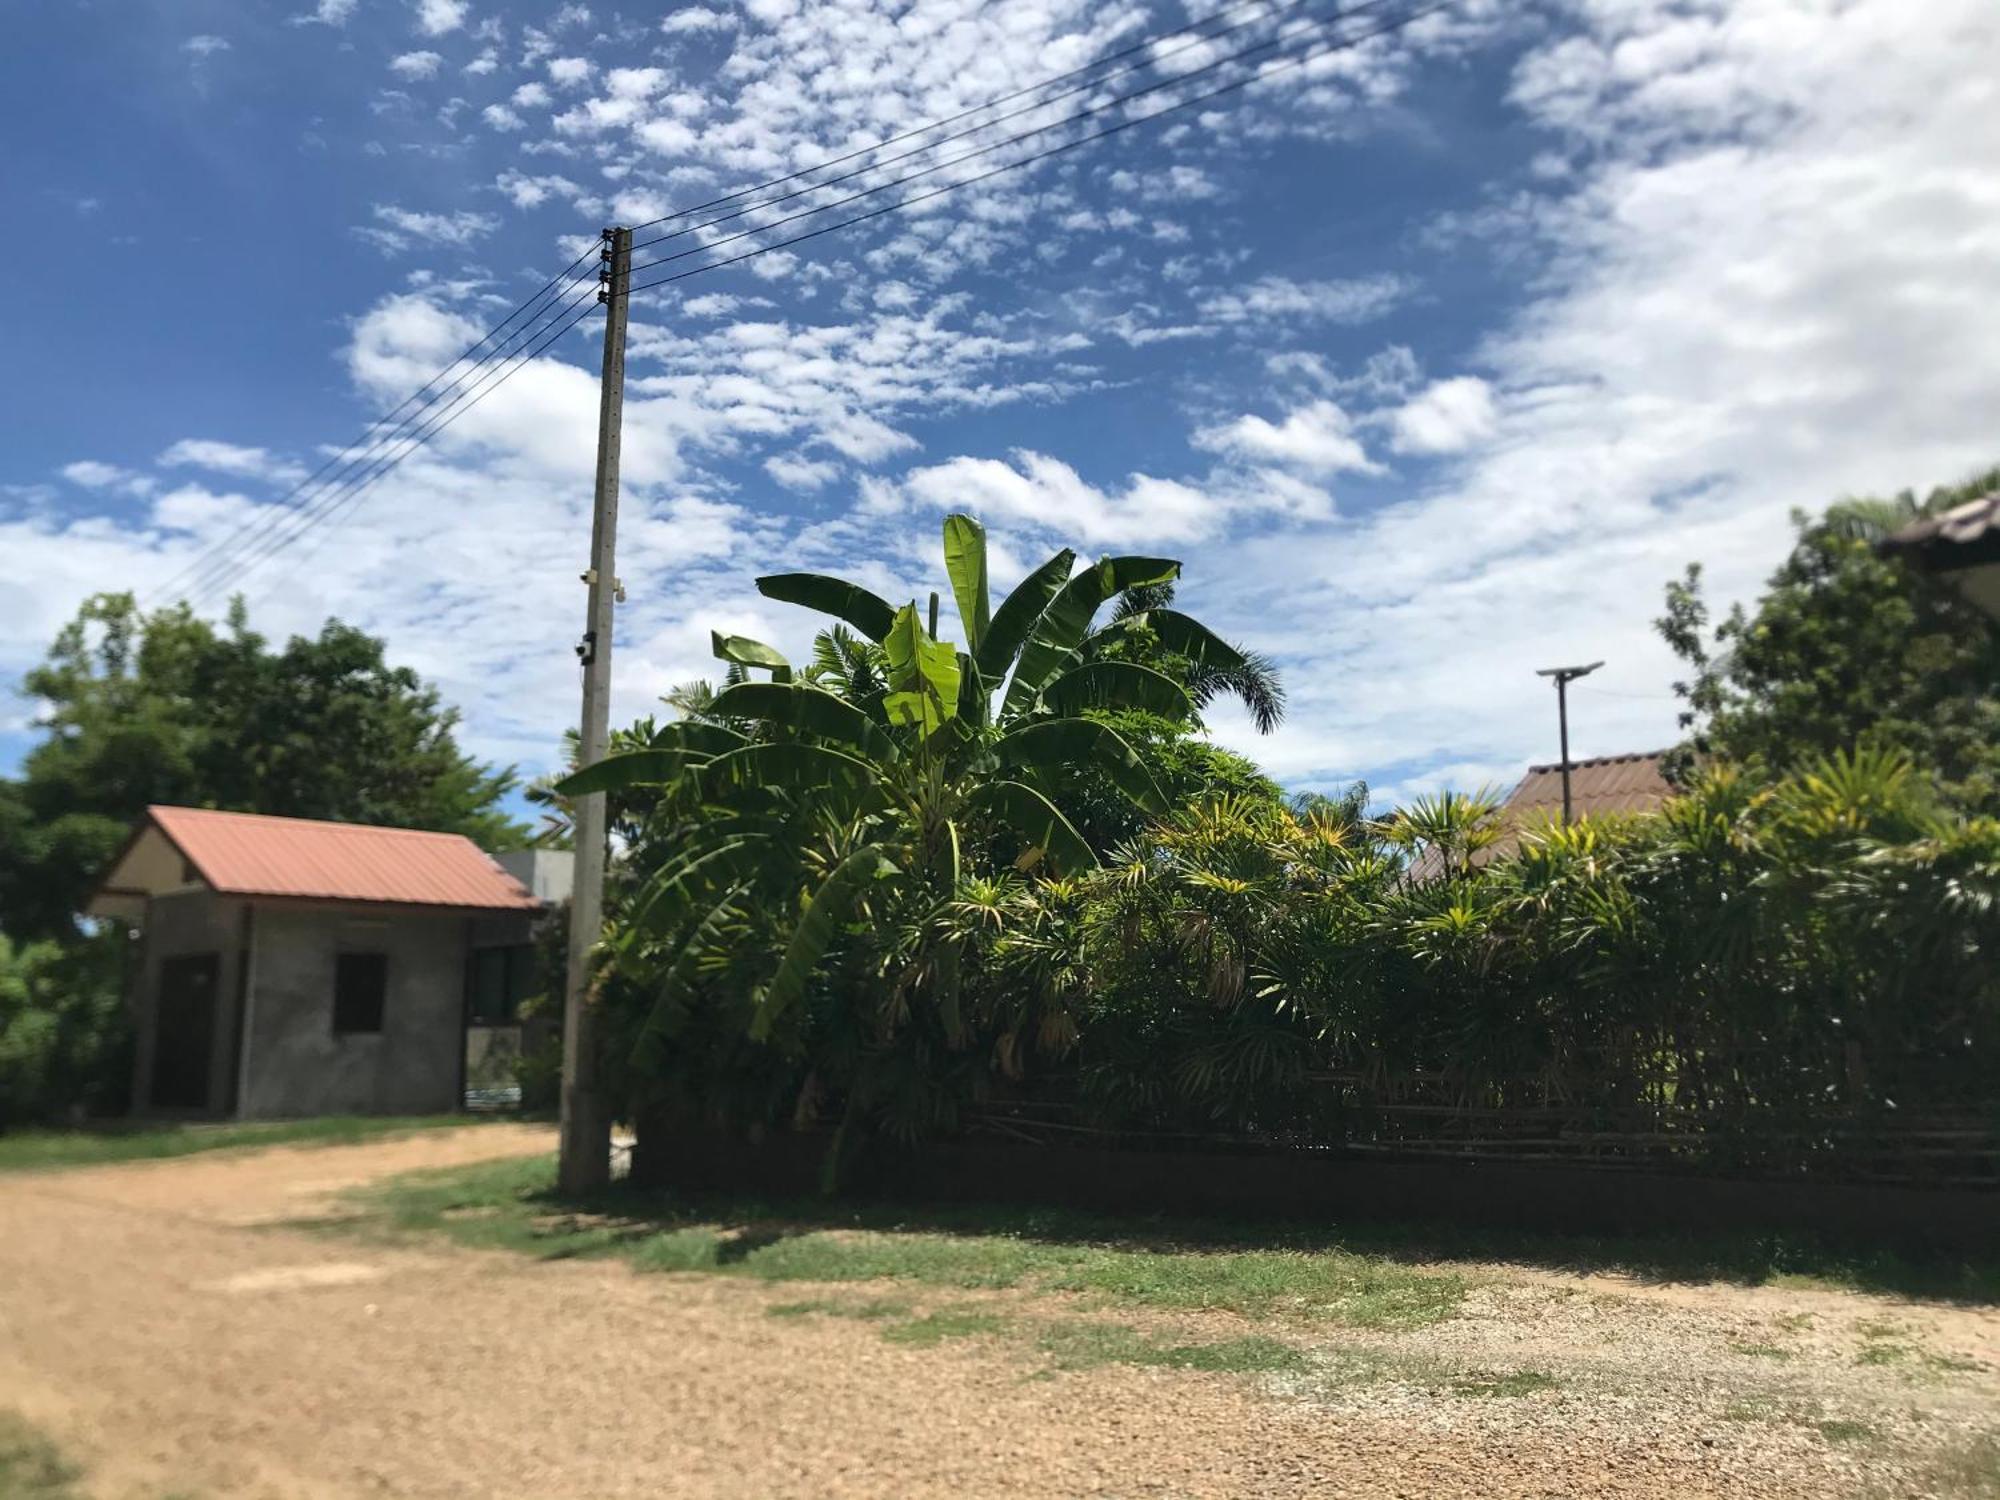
[481,104,524,131]
[511,81,551,108]
[182,35,230,56]
[547,56,593,88]
[464,47,499,75]
[354,204,500,254]
[1200,274,1411,327]
[414,0,468,37]
[157,439,306,485]
[1388,377,1498,455]
[1193,401,1379,477]
[389,51,444,80]
[495,170,579,209]
[764,453,841,492]
[60,461,154,498]
[662,6,737,35]
[290,0,357,25]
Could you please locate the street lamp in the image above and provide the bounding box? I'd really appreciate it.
[1534,661,1603,825]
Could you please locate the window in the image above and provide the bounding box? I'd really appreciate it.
[468,944,537,1026]
[333,951,388,1034]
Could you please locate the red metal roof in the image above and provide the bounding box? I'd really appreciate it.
[145,805,539,910]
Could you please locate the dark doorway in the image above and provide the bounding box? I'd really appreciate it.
[152,952,220,1110]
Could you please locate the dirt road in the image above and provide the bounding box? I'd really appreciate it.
[1,1125,1993,1499]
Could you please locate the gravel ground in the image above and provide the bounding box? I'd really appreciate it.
[0,1124,1994,1499]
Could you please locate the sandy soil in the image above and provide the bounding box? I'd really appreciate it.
[1,1124,1994,1500]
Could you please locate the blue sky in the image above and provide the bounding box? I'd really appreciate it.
[5,0,1998,811]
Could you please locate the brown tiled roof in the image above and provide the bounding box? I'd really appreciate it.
[1500,749,1675,829]
[138,805,539,910]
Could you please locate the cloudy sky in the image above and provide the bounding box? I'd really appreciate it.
[5,0,1998,808]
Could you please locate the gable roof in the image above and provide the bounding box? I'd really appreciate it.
[1498,750,1675,831]
[99,806,539,912]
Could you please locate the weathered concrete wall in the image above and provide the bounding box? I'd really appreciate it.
[130,889,247,1116]
[239,904,470,1118]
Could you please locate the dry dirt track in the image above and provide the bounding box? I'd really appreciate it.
[1,1125,1996,1500]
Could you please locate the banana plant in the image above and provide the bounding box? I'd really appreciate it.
[559,513,1249,1058]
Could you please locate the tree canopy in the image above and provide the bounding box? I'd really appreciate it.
[1657,467,2000,809]
[0,593,527,939]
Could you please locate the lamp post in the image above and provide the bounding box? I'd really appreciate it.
[1534,661,1603,825]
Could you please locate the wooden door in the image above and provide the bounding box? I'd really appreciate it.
[152,952,220,1110]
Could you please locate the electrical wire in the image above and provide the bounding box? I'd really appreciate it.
[624,0,1321,237]
[151,247,603,605]
[198,280,608,606]
[623,0,1408,286]
[187,0,1447,598]
[621,0,1445,300]
[626,0,1368,257]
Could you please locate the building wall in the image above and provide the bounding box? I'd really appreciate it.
[130,889,248,1116]
[239,903,475,1118]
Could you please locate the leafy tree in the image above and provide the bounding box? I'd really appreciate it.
[1,592,526,940]
[1657,467,2000,807]
[0,931,130,1125]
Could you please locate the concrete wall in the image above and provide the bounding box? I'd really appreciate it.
[496,848,573,907]
[238,904,473,1118]
[130,889,247,1117]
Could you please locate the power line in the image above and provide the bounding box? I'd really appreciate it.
[625,0,1319,238]
[622,0,1446,300]
[158,2,1322,606]
[624,0,1407,282]
[201,279,608,607]
[184,0,1446,600]
[151,248,602,605]
[627,0,1361,257]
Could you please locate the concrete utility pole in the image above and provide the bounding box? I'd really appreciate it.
[557,225,632,1195]
[1534,660,1603,826]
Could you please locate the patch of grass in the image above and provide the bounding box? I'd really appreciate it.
[1042,1247,1465,1329]
[766,1295,914,1321]
[332,1156,1469,1331]
[1728,1341,1795,1361]
[1442,1369,1561,1398]
[1814,1419,1877,1446]
[1856,1342,1908,1367]
[1871,1434,2000,1500]
[0,1115,481,1174]
[881,1309,1010,1347]
[1036,1321,1309,1375]
[0,1412,81,1499]
[1721,1395,1784,1423]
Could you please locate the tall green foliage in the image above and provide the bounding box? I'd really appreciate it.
[1,592,527,941]
[564,515,1260,1149]
[1659,468,2000,808]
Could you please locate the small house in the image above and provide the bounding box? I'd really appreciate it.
[89,806,570,1119]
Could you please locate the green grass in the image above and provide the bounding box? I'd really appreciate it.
[1442,1369,1561,1398]
[1035,1321,1310,1375]
[0,1414,80,1499]
[880,1309,1011,1347]
[766,1295,915,1321]
[1728,1341,1795,1360]
[1720,1396,1877,1448]
[0,1115,480,1174]
[323,1155,1469,1331]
